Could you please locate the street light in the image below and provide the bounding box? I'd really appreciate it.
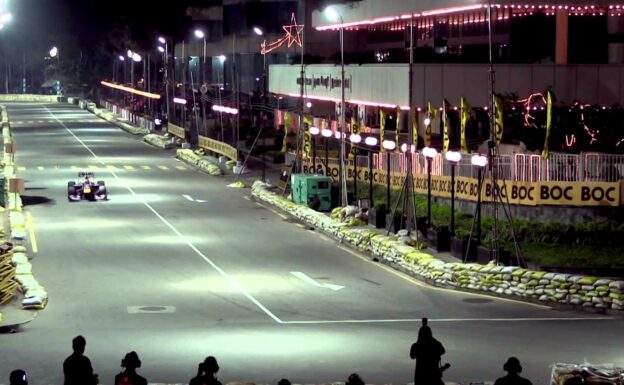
[217,54,226,141]
[157,46,165,53]
[310,126,320,173]
[0,13,12,24]
[382,139,396,215]
[253,27,263,36]
[472,154,488,244]
[423,146,438,230]
[445,150,462,235]
[49,46,58,58]
[157,36,170,124]
[321,128,332,177]
[194,29,207,134]
[325,6,347,206]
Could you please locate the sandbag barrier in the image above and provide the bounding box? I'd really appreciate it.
[251,182,624,312]
[79,99,150,135]
[0,106,48,312]
[143,133,176,149]
[176,149,222,176]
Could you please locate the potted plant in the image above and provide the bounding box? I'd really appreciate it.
[427,225,451,252]
[386,209,405,234]
[451,229,477,261]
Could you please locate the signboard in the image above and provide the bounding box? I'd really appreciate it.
[8,178,24,194]
[198,135,238,161]
[301,161,622,207]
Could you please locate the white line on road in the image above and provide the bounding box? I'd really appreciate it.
[280,316,617,324]
[183,194,206,203]
[291,271,345,291]
[46,106,284,325]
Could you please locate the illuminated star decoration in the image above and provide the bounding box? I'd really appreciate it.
[260,13,304,54]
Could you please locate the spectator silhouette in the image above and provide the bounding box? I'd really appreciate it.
[277,379,291,385]
[494,357,532,385]
[114,351,147,385]
[410,318,446,385]
[9,369,27,385]
[189,356,222,385]
[346,373,365,385]
[63,335,97,385]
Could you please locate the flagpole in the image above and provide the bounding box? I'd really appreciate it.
[487,0,499,262]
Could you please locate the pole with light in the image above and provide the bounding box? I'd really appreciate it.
[310,126,320,173]
[325,6,347,206]
[158,37,170,122]
[194,30,207,134]
[118,55,126,86]
[218,54,226,141]
[472,154,488,244]
[253,27,267,182]
[0,13,12,94]
[422,146,438,230]
[445,151,461,235]
[365,136,378,207]
[322,127,332,177]
[382,139,396,213]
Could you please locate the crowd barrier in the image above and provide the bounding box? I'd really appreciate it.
[101,100,155,130]
[0,94,61,103]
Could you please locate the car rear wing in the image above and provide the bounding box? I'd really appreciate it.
[78,172,95,177]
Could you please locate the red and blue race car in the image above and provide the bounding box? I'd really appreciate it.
[67,172,107,201]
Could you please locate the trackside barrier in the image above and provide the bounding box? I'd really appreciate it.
[0,94,61,102]
[101,100,155,131]
[198,135,238,161]
[168,123,185,140]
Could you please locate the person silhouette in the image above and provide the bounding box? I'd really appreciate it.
[494,357,532,385]
[63,335,97,385]
[277,379,291,385]
[9,369,27,385]
[189,356,222,385]
[346,373,365,385]
[114,351,147,385]
[410,318,446,385]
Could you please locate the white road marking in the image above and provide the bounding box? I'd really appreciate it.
[243,195,251,201]
[291,271,344,291]
[183,194,206,203]
[127,306,176,314]
[45,106,283,325]
[280,316,616,324]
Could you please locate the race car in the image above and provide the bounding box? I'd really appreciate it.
[67,172,108,201]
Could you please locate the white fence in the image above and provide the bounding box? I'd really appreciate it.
[303,151,624,182]
[102,100,155,131]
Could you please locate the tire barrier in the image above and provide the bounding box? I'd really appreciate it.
[251,181,624,312]
[143,134,175,149]
[0,105,48,314]
[176,149,222,176]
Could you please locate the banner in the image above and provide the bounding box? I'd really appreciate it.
[282,112,292,153]
[542,90,554,159]
[302,160,622,207]
[494,95,504,145]
[412,107,419,145]
[303,115,313,158]
[442,99,451,153]
[460,97,470,153]
[349,116,359,160]
[380,109,386,152]
[425,102,436,147]
[395,106,401,152]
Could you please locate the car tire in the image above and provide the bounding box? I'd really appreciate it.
[97,181,105,186]
[68,186,76,201]
[99,186,107,200]
[68,181,75,188]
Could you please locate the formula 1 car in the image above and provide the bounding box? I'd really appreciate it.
[67,172,107,201]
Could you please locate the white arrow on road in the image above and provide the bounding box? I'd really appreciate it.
[183,194,206,203]
[291,271,344,291]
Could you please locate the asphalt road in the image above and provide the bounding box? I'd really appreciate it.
[1,102,622,385]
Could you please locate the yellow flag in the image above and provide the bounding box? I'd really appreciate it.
[395,106,401,152]
[303,116,313,158]
[542,90,554,159]
[380,109,386,153]
[281,112,292,153]
[460,97,470,153]
[412,107,419,145]
[425,102,436,147]
[442,99,451,153]
[494,95,504,145]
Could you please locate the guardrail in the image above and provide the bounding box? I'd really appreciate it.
[167,123,185,140]
[0,94,62,102]
[198,135,238,161]
[101,100,154,130]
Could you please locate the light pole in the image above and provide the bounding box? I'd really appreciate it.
[254,27,267,182]
[325,6,347,206]
[446,151,462,235]
[350,132,362,200]
[472,154,488,244]
[310,126,320,173]
[158,37,170,121]
[423,146,438,230]
[218,54,226,141]
[382,139,396,214]
[194,30,207,134]
[322,127,332,177]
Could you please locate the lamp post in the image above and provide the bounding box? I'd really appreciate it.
[310,126,320,173]
[194,30,207,134]
[446,151,462,235]
[158,37,170,122]
[382,139,396,214]
[423,146,438,229]
[350,133,361,200]
[322,127,332,177]
[325,6,347,206]
[253,27,267,182]
[217,54,226,141]
[365,136,378,208]
[472,154,488,244]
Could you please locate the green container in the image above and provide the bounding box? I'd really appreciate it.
[291,174,332,211]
